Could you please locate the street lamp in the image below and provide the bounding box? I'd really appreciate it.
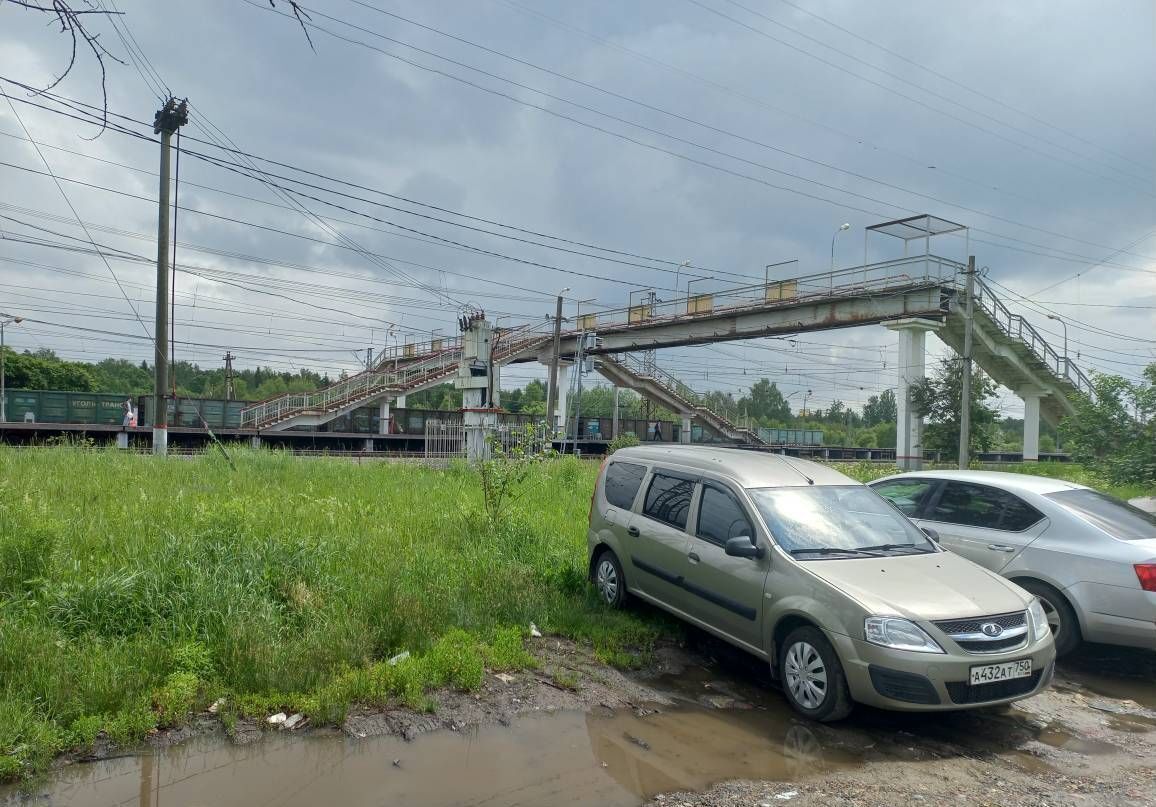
[802,389,813,419]
[1046,314,1068,376]
[1,313,24,423]
[675,260,690,295]
[831,223,850,270]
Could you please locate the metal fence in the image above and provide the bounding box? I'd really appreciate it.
[423,419,552,459]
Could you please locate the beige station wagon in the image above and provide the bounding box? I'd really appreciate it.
[588,446,1056,720]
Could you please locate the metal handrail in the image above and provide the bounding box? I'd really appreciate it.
[971,278,1095,398]
[240,321,554,429]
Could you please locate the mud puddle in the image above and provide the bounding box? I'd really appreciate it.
[1057,644,1156,709]
[1,705,861,807]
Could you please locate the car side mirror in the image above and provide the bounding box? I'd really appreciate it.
[921,527,941,543]
[725,536,765,559]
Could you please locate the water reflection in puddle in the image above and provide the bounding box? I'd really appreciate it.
[1,706,861,807]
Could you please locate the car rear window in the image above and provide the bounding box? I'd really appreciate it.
[1046,489,1156,541]
[643,473,694,530]
[604,461,646,510]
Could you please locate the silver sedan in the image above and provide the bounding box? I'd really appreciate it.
[869,470,1156,656]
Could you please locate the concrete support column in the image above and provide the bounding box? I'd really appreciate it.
[395,394,407,408]
[554,363,572,437]
[680,414,692,444]
[378,399,390,435]
[363,437,375,452]
[884,318,944,471]
[1019,387,1048,462]
[250,435,262,450]
[116,431,129,450]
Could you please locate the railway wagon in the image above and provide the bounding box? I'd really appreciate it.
[756,427,824,445]
[3,389,130,424]
[136,396,251,430]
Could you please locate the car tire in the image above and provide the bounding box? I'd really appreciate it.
[778,626,853,722]
[1018,579,1081,657]
[593,549,627,609]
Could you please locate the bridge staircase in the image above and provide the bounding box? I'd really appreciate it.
[241,324,553,431]
[596,353,765,445]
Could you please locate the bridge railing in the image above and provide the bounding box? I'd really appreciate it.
[972,279,1096,398]
[575,255,962,335]
[241,320,556,428]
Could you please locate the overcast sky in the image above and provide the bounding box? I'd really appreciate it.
[1,0,1153,416]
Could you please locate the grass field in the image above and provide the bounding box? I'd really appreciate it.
[0,448,1150,780]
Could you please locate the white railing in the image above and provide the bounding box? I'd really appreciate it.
[241,321,555,429]
[423,419,551,459]
[971,278,1096,399]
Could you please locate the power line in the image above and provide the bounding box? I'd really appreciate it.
[691,0,1156,195]
[768,0,1156,179]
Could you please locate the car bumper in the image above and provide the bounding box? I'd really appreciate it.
[829,632,1057,711]
[1068,583,1156,651]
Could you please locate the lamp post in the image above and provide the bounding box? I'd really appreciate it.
[831,223,850,270]
[802,389,813,419]
[0,313,24,423]
[1046,314,1068,376]
[675,260,690,295]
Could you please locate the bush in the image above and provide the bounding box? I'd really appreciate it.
[607,432,640,454]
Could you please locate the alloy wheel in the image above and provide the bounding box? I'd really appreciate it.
[596,558,619,604]
[784,641,828,710]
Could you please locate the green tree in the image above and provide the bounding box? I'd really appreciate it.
[1060,366,1156,484]
[0,348,96,391]
[910,358,999,457]
[862,389,897,427]
[739,379,791,425]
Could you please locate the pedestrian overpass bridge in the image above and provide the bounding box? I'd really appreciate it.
[242,227,1094,468]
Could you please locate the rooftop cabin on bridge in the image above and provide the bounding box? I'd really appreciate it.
[240,215,1094,468]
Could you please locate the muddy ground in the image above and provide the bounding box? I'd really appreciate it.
[8,628,1155,806]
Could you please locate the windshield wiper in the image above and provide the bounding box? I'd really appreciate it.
[856,543,934,554]
[789,547,876,558]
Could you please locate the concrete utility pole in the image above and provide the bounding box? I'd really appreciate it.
[958,255,976,470]
[1,313,24,423]
[152,98,188,456]
[223,351,235,402]
[545,288,568,435]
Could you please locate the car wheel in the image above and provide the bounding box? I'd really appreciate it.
[593,549,627,609]
[778,626,853,722]
[1018,579,1081,657]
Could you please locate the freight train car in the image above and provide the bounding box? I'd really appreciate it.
[2,389,131,424]
[136,396,250,430]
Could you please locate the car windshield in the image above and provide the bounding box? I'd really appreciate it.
[747,485,936,557]
[1046,489,1156,542]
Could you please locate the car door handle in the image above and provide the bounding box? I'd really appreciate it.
[627,526,640,537]
[688,551,700,563]
[987,544,1015,553]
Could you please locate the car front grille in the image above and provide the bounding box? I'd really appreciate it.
[946,670,1043,704]
[934,611,1026,635]
[932,610,1029,655]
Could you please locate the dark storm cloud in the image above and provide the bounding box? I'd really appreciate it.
[0,0,1152,402]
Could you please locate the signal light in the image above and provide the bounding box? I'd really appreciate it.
[1135,564,1156,593]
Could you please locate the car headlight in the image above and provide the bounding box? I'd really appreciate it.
[864,616,944,654]
[1027,597,1051,643]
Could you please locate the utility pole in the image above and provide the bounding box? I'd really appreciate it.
[545,288,568,435]
[152,98,188,456]
[223,352,235,402]
[958,255,976,470]
[366,346,374,370]
[1,314,24,423]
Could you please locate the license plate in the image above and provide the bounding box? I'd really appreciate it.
[969,659,1032,686]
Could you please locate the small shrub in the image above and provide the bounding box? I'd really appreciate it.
[484,626,536,671]
[105,701,157,748]
[607,433,640,454]
[424,629,485,691]
[65,715,103,749]
[154,672,200,728]
[172,642,214,680]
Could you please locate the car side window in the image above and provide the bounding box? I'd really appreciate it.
[697,486,754,546]
[930,482,1041,531]
[872,479,937,517]
[643,472,694,530]
[604,461,647,510]
[996,492,1044,531]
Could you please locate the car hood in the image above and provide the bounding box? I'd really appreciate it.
[803,551,1029,622]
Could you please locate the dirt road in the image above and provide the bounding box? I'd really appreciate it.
[4,633,1153,806]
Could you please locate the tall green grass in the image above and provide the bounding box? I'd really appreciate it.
[0,449,658,780]
[1,449,1147,780]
